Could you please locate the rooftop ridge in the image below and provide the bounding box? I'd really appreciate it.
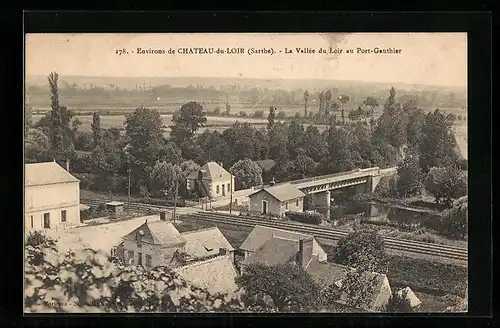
[180,226,220,235]
[173,254,231,272]
[255,225,312,237]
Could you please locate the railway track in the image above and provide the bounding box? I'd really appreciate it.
[81,198,468,262]
[179,212,468,262]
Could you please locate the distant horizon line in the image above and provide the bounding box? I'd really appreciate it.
[25,74,466,90]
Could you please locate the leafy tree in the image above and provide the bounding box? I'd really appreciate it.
[303,90,309,117]
[197,130,230,164]
[277,111,287,119]
[159,141,183,165]
[25,128,50,162]
[373,176,398,198]
[318,92,324,115]
[324,90,332,116]
[322,126,354,173]
[91,112,102,148]
[396,148,424,198]
[403,102,425,147]
[304,125,327,162]
[268,122,289,166]
[225,102,231,116]
[440,196,468,239]
[267,107,276,131]
[124,107,165,188]
[253,128,270,160]
[48,72,63,151]
[285,154,317,180]
[362,96,379,120]
[170,102,207,146]
[25,104,32,134]
[287,121,306,159]
[229,159,263,190]
[332,228,388,273]
[338,95,350,124]
[236,263,321,311]
[338,269,380,310]
[149,161,181,199]
[424,165,467,206]
[222,122,258,166]
[419,109,459,172]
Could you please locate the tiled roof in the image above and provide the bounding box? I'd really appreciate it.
[306,256,391,312]
[123,220,186,246]
[255,159,277,172]
[181,227,235,259]
[187,162,231,181]
[249,183,305,202]
[25,162,79,186]
[240,236,298,266]
[240,225,312,252]
[173,255,239,294]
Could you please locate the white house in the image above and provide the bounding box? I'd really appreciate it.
[25,161,81,232]
[186,162,235,199]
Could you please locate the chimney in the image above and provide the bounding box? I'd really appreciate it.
[219,248,227,256]
[297,237,314,269]
[220,162,223,168]
[66,160,70,172]
[270,178,276,186]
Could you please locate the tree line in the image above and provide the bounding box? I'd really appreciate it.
[25,73,466,204]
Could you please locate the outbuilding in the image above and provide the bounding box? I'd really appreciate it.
[248,183,306,217]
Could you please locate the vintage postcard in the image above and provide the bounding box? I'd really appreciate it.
[24,32,468,313]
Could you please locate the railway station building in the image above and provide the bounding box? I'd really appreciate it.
[248,183,306,217]
[24,161,81,232]
[186,161,235,199]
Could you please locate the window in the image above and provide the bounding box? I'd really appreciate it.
[30,216,34,229]
[128,250,134,262]
[286,202,288,210]
[296,199,299,207]
[61,210,67,222]
[216,185,220,194]
[137,252,143,266]
[228,183,231,192]
[146,254,152,268]
[43,213,50,229]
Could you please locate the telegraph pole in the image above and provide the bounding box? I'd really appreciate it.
[173,171,179,223]
[229,173,233,214]
[127,169,131,215]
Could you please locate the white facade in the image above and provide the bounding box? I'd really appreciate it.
[122,239,186,269]
[25,162,81,232]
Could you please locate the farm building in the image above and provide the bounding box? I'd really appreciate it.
[117,218,235,270]
[248,183,305,217]
[186,161,235,199]
[25,161,81,232]
[239,225,327,263]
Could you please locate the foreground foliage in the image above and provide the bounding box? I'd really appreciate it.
[24,234,275,313]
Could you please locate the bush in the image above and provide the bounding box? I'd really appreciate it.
[239,111,248,117]
[213,107,221,115]
[387,255,467,297]
[252,110,264,118]
[277,111,287,119]
[139,197,186,207]
[285,211,323,225]
[294,112,302,119]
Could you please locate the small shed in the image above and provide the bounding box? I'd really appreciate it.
[105,201,125,219]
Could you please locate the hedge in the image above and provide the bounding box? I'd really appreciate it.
[139,197,186,207]
[285,211,323,225]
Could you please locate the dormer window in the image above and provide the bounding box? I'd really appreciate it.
[136,230,145,246]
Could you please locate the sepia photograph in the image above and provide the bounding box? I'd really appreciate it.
[24,32,468,314]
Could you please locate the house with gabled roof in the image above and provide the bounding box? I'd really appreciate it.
[25,161,81,231]
[248,183,306,217]
[186,161,235,199]
[239,225,327,263]
[173,255,240,295]
[117,216,235,270]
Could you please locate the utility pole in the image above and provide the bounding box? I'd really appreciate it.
[127,169,131,215]
[229,173,233,214]
[173,170,179,223]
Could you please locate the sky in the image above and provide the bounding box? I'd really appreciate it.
[25,33,467,87]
